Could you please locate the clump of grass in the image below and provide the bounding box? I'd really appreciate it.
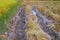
[26,16,50,40]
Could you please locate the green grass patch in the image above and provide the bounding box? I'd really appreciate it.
[0,0,21,35]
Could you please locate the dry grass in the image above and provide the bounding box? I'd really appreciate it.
[23,1,60,32]
[26,16,50,40]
